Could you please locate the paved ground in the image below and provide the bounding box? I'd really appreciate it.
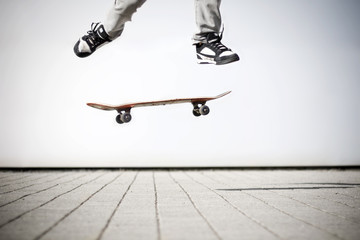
[0,169,359,240]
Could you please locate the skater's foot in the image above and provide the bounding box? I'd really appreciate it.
[74,23,111,58]
[196,32,239,65]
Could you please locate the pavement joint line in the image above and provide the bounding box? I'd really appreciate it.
[220,171,349,238]
[186,171,284,240]
[34,172,123,240]
[214,171,357,191]
[335,192,360,200]
[0,174,50,188]
[206,171,346,240]
[0,173,88,208]
[244,191,345,240]
[0,172,71,195]
[0,174,19,181]
[327,196,360,210]
[236,171,360,223]
[169,171,222,240]
[0,171,107,229]
[96,171,139,240]
[0,173,35,184]
[271,190,360,224]
[152,172,161,240]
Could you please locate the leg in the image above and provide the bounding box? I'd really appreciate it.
[104,0,147,40]
[74,0,147,58]
[193,0,222,44]
[193,0,239,65]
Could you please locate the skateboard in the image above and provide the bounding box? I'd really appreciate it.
[87,91,231,124]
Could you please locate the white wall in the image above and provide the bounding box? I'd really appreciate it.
[0,0,359,167]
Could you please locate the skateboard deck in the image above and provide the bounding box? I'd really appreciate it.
[87,91,231,124]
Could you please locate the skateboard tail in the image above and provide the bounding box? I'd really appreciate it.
[87,103,117,111]
[215,90,232,99]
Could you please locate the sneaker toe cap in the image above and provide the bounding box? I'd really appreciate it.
[219,50,236,57]
[77,38,91,53]
[73,39,91,58]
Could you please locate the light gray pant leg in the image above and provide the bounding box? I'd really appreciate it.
[104,0,147,40]
[193,0,222,43]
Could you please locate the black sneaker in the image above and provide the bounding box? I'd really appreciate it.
[196,32,239,65]
[74,23,111,58]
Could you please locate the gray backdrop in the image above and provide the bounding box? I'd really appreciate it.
[0,0,359,167]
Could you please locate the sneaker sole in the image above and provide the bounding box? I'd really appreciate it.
[197,54,240,65]
[215,54,240,65]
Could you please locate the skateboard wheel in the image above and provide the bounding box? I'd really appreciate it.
[121,113,132,123]
[116,115,124,124]
[193,108,201,117]
[200,105,210,115]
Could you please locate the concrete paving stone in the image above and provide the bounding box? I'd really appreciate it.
[0,172,69,194]
[0,172,16,180]
[0,172,37,183]
[272,189,360,224]
[0,169,359,240]
[0,172,50,188]
[0,172,84,207]
[0,171,107,238]
[225,170,360,240]
[335,188,360,199]
[172,171,279,240]
[190,171,340,240]
[250,190,360,240]
[155,172,218,240]
[0,171,115,240]
[100,172,158,240]
[317,189,360,209]
[40,171,136,240]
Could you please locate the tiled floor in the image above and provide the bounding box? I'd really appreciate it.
[0,169,359,240]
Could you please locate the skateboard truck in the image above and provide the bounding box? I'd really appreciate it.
[116,109,132,124]
[192,102,209,117]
